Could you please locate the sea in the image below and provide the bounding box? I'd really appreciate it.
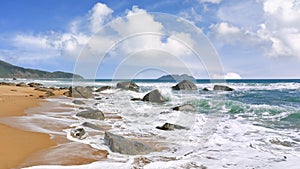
[1,78,300,169]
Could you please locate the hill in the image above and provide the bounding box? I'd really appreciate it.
[157,74,195,81]
[0,60,83,79]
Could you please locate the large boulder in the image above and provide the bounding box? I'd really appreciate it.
[172,104,196,112]
[213,85,234,91]
[82,122,104,131]
[76,109,105,120]
[96,86,112,92]
[64,86,94,98]
[116,82,139,92]
[156,123,188,131]
[172,80,197,90]
[104,132,153,155]
[142,89,166,103]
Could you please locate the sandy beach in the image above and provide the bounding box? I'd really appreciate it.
[0,85,62,169]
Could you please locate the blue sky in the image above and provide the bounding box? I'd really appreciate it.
[0,0,299,79]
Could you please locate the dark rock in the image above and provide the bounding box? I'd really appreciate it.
[65,86,94,98]
[203,88,209,91]
[82,122,104,131]
[71,127,87,139]
[72,100,85,105]
[172,80,197,90]
[104,132,153,155]
[213,85,234,91]
[76,109,105,120]
[12,77,17,80]
[172,104,196,111]
[45,91,55,97]
[131,98,143,101]
[0,82,16,86]
[142,89,166,103]
[116,82,139,92]
[96,86,112,92]
[28,82,43,87]
[16,82,29,87]
[269,138,295,147]
[156,123,188,131]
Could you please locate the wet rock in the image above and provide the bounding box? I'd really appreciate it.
[45,91,55,97]
[76,109,105,120]
[82,122,104,131]
[116,82,139,92]
[156,123,188,131]
[104,132,153,155]
[0,82,16,86]
[16,82,29,87]
[64,86,94,98]
[172,104,196,112]
[96,86,112,92]
[172,80,197,90]
[142,89,166,103]
[72,100,85,105]
[213,85,234,91]
[28,82,43,87]
[71,127,87,139]
[203,88,209,91]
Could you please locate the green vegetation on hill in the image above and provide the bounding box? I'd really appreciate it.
[0,60,83,79]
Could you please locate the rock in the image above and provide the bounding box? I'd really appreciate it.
[269,138,295,147]
[71,127,87,139]
[12,77,17,80]
[203,88,209,91]
[16,82,29,87]
[131,98,143,101]
[45,91,55,97]
[96,86,112,92]
[172,104,196,112]
[72,100,85,105]
[76,109,105,120]
[104,132,153,155]
[82,122,104,131]
[172,80,197,90]
[213,85,234,91]
[156,123,188,131]
[142,89,166,103]
[28,82,43,87]
[64,86,94,98]
[35,87,54,92]
[116,82,139,92]
[0,82,16,86]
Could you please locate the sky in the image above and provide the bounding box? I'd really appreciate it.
[0,0,300,79]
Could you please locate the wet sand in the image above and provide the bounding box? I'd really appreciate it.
[0,85,57,169]
[0,85,108,169]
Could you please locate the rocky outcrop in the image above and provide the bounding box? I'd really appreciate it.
[142,89,166,103]
[28,82,43,87]
[76,109,105,120]
[16,82,29,87]
[172,80,197,90]
[104,132,153,155]
[156,123,188,131]
[213,85,234,91]
[0,82,16,86]
[64,86,94,98]
[172,104,196,112]
[116,82,139,92]
[96,86,112,92]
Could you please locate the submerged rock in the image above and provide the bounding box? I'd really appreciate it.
[72,100,85,105]
[104,132,153,155]
[71,127,87,139]
[156,123,188,131]
[142,89,166,103]
[213,85,234,91]
[269,138,295,147]
[96,86,112,92]
[203,88,209,91]
[116,82,139,92]
[172,104,196,112]
[82,122,104,131]
[172,80,197,90]
[76,109,105,120]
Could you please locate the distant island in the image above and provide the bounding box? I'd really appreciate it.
[157,74,195,81]
[0,60,83,79]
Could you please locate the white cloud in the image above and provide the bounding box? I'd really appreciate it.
[200,0,222,4]
[88,2,113,33]
[213,72,242,79]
